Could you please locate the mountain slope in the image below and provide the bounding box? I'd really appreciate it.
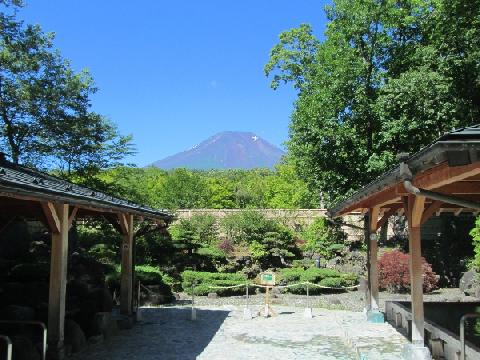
[151,131,285,170]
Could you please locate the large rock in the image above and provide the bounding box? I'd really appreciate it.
[93,312,119,339]
[0,283,27,307]
[0,220,32,260]
[23,282,49,307]
[0,305,35,321]
[88,288,113,312]
[69,254,106,290]
[8,263,50,283]
[459,270,480,297]
[64,319,86,353]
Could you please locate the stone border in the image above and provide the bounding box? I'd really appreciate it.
[385,301,480,359]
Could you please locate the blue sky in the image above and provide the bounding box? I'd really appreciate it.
[19,1,328,166]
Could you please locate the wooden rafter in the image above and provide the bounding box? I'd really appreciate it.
[117,213,129,235]
[377,205,402,229]
[421,200,443,225]
[414,162,480,190]
[369,206,380,232]
[68,207,78,229]
[41,202,60,233]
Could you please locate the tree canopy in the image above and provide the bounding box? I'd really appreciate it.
[265,0,480,205]
[97,161,319,211]
[0,3,133,178]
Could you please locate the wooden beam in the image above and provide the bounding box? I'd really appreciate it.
[403,196,411,224]
[421,200,443,225]
[377,205,402,229]
[41,202,60,234]
[369,207,380,312]
[435,181,480,194]
[117,213,129,235]
[47,203,69,358]
[454,208,463,216]
[406,194,427,347]
[0,192,167,222]
[68,207,78,229]
[414,161,480,190]
[120,214,134,315]
[408,225,425,346]
[369,206,380,232]
[411,195,426,228]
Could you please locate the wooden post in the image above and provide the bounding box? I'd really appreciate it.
[369,207,380,311]
[407,195,426,346]
[47,203,69,360]
[364,214,372,312]
[120,214,134,315]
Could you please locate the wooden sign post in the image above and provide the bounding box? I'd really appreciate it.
[260,272,277,318]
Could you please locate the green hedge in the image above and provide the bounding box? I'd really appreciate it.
[106,265,175,288]
[279,267,358,294]
[181,270,249,296]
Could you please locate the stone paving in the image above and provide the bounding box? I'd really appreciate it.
[72,305,408,360]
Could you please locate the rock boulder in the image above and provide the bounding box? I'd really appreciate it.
[459,270,480,297]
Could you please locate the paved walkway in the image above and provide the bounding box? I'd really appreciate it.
[72,305,408,360]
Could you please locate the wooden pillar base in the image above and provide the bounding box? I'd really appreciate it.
[366,309,384,323]
[46,343,65,360]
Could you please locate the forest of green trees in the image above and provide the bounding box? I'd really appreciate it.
[96,161,319,210]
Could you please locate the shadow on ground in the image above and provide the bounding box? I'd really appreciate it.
[72,307,230,360]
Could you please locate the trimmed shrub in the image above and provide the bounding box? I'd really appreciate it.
[106,265,174,295]
[291,259,315,269]
[278,267,358,294]
[181,271,248,296]
[378,250,439,293]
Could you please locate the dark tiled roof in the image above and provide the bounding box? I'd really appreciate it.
[0,159,173,221]
[328,125,480,217]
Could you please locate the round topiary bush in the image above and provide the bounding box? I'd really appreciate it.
[378,250,439,293]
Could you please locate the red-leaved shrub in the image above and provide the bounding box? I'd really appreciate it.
[217,239,234,255]
[378,250,439,293]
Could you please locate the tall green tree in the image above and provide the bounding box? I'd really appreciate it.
[0,3,132,174]
[265,0,479,204]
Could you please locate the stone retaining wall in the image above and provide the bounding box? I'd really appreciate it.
[175,209,365,243]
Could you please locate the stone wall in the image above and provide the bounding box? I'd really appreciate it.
[175,209,365,243]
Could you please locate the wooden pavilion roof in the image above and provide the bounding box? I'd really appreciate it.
[329,125,480,220]
[0,156,173,226]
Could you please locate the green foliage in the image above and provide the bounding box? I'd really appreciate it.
[278,267,358,294]
[0,6,133,174]
[222,210,298,269]
[196,246,226,260]
[106,264,174,291]
[87,244,117,264]
[222,210,274,244]
[181,270,248,296]
[470,217,480,270]
[301,218,346,259]
[265,0,480,205]
[96,160,318,211]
